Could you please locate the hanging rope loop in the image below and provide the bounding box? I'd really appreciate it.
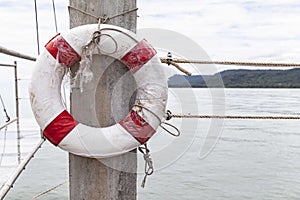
[90,30,119,55]
[133,103,162,123]
[160,121,181,137]
[92,30,101,44]
[139,143,154,188]
[133,104,180,137]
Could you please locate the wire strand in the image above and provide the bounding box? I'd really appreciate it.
[31,180,68,199]
[51,0,58,33]
[33,0,40,55]
[0,126,8,167]
[0,94,10,123]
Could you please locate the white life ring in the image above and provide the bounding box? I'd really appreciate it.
[29,24,168,158]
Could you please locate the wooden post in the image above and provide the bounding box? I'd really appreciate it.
[68,0,137,200]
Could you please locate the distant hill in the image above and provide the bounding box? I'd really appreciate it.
[168,68,300,88]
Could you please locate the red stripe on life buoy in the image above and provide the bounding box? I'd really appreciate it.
[45,34,80,67]
[121,39,156,73]
[119,110,156,144]
[43,110,79,146]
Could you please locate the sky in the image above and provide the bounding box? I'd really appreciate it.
[0,0,300,119]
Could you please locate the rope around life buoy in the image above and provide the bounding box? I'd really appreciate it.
[133,104,181,137]
[68,5,138,24]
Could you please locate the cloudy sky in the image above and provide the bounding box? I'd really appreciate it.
[0,0,300,118]
[1,0,300,63]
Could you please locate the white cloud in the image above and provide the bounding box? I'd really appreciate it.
[138,0,300,63]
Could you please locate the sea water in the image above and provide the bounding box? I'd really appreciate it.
[1,88,300,199]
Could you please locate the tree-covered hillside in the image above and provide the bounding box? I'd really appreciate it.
[168,69,300,88]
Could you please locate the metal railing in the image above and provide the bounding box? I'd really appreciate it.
[0,45,37,163]
[0,138,45,200]
[0,46,36,61]
[0,45,41,200]
[0,119,18,131]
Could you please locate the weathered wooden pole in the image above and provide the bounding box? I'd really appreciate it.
[69,0,137,199]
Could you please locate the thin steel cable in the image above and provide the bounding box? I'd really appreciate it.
[51,0,69,109]
[0,119,17,131]
[51,0,58,33]
[0,94,10,122]
[33,0,40,55]
[31,180,68,199]
[0,126,7,167]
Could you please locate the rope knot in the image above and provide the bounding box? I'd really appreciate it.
[139,143,154,188]
[165,110,172,120]
[92,31,101,44]
[143,153,153,175]
[100,15,110,24]
[166,52,172,66]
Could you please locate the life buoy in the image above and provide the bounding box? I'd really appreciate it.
[29,24,168,158]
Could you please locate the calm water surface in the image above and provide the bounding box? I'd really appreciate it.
[1,88,300,199]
